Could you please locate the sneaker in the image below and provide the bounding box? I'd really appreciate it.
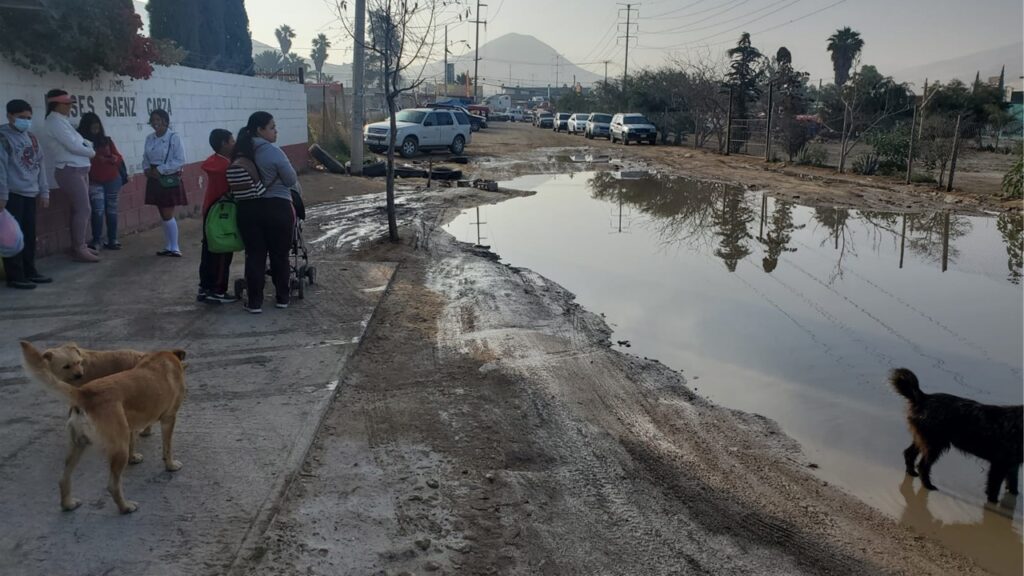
[275,300,289,309]
[27,274,52,284]
[104,241,122,250]
[196,288,209,302]
[244,303,262,314]
[6,280,36,290]
[207,293,239,304]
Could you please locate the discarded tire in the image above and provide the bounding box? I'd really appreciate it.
[430,166,463,181]
[309,144,346,174]
[346,160,386,177]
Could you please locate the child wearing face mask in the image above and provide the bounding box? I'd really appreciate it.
[0,99,51,290]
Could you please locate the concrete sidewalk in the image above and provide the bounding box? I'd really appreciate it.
[0,213,396,575]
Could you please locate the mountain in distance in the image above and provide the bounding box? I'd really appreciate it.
[431,33,602,93]
[891,41,1023,89]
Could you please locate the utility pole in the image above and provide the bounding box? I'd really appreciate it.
[471,0,487,102]
[617,3,639,92]
[444,24,448,97]
[350,0,366,175]
[603,60,609,84]
[764,82,773,162]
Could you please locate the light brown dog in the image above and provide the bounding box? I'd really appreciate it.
[21,341,187,514]
[40,343,155,439]
[37,342,147,385]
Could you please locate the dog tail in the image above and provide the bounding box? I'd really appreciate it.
[20,341,79,405]
[890,368,924,405]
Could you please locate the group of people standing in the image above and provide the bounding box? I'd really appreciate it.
[1,89,299,313]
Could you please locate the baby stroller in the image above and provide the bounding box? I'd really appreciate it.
[234,187,317,301]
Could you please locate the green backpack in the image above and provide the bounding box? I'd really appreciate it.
[205,198,244,253]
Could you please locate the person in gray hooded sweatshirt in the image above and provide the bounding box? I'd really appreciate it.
[233,111,298,313]
[0,99,52,289]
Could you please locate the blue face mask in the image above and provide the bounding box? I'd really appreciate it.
[12,118,31,132]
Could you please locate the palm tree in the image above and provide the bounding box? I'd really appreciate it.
[275,24,296,56]
[826,27,864,87]
[310,33,331,82]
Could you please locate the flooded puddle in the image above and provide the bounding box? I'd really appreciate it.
[444,171,1024,574]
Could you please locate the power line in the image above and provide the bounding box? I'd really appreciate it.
[648,0,796,36]
[637,0,804,51]
[642,0,747,23]
[642,0,708,19]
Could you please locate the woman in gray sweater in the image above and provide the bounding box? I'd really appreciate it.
[233,111,298,313]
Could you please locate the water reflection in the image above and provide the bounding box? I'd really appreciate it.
[899,477,1023,576]
[587,172,1009,280]
[997,212,1023,285]
[759,200,803,273]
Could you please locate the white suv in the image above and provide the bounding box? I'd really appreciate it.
[609,113,657,145]
[364,108,472,158]
[567,113,590,134]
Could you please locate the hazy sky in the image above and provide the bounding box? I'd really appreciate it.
[245,0,1023,86]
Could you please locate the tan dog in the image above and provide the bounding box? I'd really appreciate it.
[40,343,155,439]
[21,341,187,514]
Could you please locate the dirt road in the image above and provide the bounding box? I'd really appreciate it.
[235,125,1004,575]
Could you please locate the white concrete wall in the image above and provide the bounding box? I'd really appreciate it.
[0,59,307,178]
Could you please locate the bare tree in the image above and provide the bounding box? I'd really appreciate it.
[669,50,729,151]
[831,64,913,173]
[334,0,467,241]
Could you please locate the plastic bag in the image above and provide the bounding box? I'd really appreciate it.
[0,209,24,258]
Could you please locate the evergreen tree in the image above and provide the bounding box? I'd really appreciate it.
[725,32,764,152]
[149,0,253,73]
[224,0,254,74]
[148,0,202,68]
[198,0,227,70]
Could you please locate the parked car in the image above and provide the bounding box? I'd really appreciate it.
[536,112,554,129]
[553,113,571,132]
[567,113,590,134]
[363,108,472,158]
[609,113,657,145]
[510,109,528,122]
[584,112,612,139]
[428,103,487,131]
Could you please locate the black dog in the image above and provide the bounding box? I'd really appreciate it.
[891,368,1023,503]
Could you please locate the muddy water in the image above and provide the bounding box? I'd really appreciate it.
[445,171,1024,575]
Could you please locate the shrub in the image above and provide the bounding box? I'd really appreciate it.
[796,143,828,167]
[1003,155,1023,199]
[0,0,180,80]
[866,126,911,171]
[910,172,936,184]
[852,153,880,175]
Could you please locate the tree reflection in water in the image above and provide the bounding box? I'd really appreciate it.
[759,200,803,273]
[586,172,1015,283]
[587,172,754,272]
[996,212,1022,285]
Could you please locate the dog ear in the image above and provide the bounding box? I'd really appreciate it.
[42,351,53,360]
[171,349,187,361]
